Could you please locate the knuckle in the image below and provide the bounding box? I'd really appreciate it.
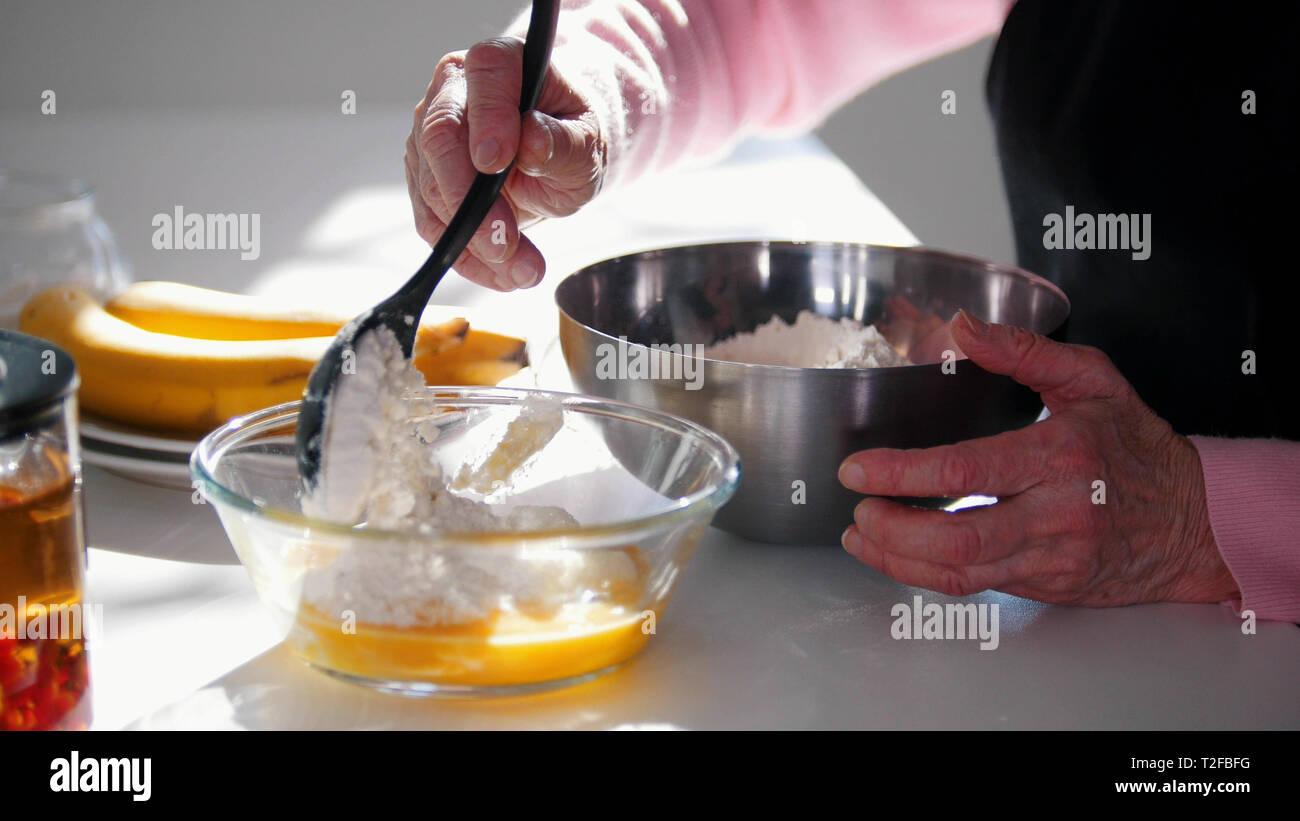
[1080,345,1116,372]
[1008,325,1042,359]
[581,134,607,192]
[428,53,466,96]
[579,122,602,160]
[1052,425,1097,472]
[435,50,466,77]
[934,566,978,598]
[1041,550,1094,595]
[413,216,437,244]
[1008,329,1048,381]
[419,108,465,159]
[1055,551,1094,582]
[466,37,520,69]
[1081,347,1126,395]
[943,519,985,565]
[538,186,590,218]
[544,200,580,218]
[877,451,906,491]
[405,166,421,201]
[571,123,604,170]
[1057,499,1105,546]
[582,112,607,162]
[418,177,442,213]
[474,95,521,122]
[940,446,988,494]
[875,549,900,579]
[1079,502,1109,540]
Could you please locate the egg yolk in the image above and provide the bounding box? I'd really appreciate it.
[289,600,653,689]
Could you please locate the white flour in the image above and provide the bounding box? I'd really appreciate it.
[302,328,569,533]
[453,394,565,494]
[299,332,610,626]
[300,539,638,627]
[703,310,910,368]
[300,322,426,525]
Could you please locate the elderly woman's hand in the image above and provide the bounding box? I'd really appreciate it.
[405,37,607,291]
[838,311,1240,607]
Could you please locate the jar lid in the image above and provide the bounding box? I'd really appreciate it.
[0,329,78,439]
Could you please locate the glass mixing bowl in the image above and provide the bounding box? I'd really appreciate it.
[191,387,740,696]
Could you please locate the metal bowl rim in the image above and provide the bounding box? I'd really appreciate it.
[554,240,1071,374]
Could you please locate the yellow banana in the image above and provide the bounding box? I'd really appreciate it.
[106,280,468,356]
[414,321,528,385]
[23,284,531,433]
[21,287,329,433]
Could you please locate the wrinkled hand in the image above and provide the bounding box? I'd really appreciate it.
[839,310,1239,607]
[405,37,607,291]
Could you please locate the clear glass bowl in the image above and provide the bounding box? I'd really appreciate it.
[0,170,131,330]
[191,387,740,697]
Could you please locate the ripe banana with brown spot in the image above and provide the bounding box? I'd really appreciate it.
[21,286,333,433]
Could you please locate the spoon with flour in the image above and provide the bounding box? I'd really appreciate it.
[296,0,561,492]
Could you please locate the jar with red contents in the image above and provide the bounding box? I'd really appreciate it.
[0,329,90,730]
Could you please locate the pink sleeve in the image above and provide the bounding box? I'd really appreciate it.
[1190,436,1300,623]
[511,0,1007,185]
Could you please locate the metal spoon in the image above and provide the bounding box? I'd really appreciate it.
[296,0,560,488]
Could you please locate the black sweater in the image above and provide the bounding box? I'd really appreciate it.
[986,0,1298,438]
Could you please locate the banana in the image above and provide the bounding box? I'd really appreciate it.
[106,280,468,356]
[21,287,331,433]
[413,320,528,385]
[23,284,532,433]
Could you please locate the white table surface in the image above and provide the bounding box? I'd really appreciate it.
[9,107,1297,730]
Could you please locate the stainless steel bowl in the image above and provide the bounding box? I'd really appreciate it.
[556,241,1070,545]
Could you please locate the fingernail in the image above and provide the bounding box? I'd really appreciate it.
[474,137,500,170]
[509,257,540,288]
[839,459,866,490]
[958,309,990,337]
[842,527,863,557]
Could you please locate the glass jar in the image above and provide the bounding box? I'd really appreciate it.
[0,170,130,330]
[0,329,91,730]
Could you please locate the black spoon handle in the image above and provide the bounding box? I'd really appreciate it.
[403,0,561,309]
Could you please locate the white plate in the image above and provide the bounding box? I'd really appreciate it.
[79,414,197,491]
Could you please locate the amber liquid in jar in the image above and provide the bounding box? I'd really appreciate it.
[0,452,90,731]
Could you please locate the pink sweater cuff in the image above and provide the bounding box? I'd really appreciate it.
[1189,436,1300,623]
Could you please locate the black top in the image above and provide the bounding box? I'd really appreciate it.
[0,329,78,440]
[986,0,1298,438]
